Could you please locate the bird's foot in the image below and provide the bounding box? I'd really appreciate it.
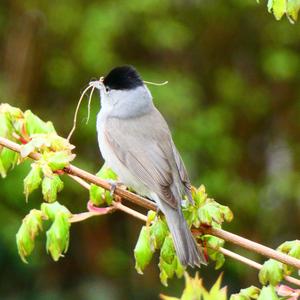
[107,179,124,196]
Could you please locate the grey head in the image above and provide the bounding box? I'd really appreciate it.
[95,65,154,118]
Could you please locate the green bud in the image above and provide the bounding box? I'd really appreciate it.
[24,164,43,201]
[192,185,207,206]
[24,110,56,135]
[0,147,18,178]
[147,210,157,223]
[0,104,24,137]
[198,200,233,226]
[259,259,284,286]
[89,183,106,206]
[201,235,225,268]
[215,252,225,270]
[230,286,260,300]
[181,272,204,300]
[207,274,227,300]
[218,204,234,223]
[98,166,118,180]
[44,150,75,171]
[49,135,74,152]
[159,269,170,288]
[257,285,279,300]
[159,257,177,286]
[0,158,6,178]
[150,217,168,249]
[134,226,154,274]
[46,212,70,261]
[0,147,19,177]
[160,235,176,264]
[41,201,71,221]
[89,165,118,206]
[175,257,185,278]
[230,295,248,300]
[16,209,44,263]
[0,111,14,139]
[198,204,213,225]
[278,240,300,259]
[278,240,300,274]
[42,174,64,202]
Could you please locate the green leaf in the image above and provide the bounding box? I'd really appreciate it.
[44,150,75,171]
[42,174,64,202]
[41,201,71,221]
[150,216,169,249]
[89,183,106,206]
[197,200,233,226]
[16,209,44,263]
[230,286,260,300]
[257,286,279,300]
[203,273,227,300]
[160,235,176,264]
[181,273,204,300]
[259,259,284,286]
[23,164,43,201]
[175,257,185,278]
[192,185,208,206]
[0,147,19,177]
[134,226,154,274]
[201,235,225,269]
[158,235,180,286]
[278,240,300,258]
[24,110,56,135]
[270,0,286,20]
[277,240,300,273]
[159,256,177,286]
[0,111,14,139]
[46,212,70,261]
[287,0,300,21]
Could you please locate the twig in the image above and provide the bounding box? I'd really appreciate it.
[219,247,300,287]
[1,136,300,272]
[199,227,300,270]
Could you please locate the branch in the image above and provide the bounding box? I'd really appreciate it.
[219,247,300,287]
[1,136,300,274]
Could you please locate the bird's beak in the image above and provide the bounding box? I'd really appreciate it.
[89,77,104,90]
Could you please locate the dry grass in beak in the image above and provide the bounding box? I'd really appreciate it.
[67,78,102,141]
[67,77,167,142]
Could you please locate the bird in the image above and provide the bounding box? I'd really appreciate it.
[93,65,207,267]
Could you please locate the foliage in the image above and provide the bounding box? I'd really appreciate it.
[160,273,227,300]
[134,185,233,286]
[259,240,300,286]
[262,0,300,23]
[160,273,286,300]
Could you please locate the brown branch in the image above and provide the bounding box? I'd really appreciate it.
[1,136,300,273]
[199,227,300,270]
[219,247,300,287]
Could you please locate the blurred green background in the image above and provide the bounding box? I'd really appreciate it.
[1,0,300,299]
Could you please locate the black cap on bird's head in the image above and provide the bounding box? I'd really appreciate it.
[103,65,144,91]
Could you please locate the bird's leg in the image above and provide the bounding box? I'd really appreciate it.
[106,179,124,196]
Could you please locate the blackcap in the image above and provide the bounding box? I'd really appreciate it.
[94,65,206,267]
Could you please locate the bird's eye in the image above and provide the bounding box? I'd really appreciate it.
[105,86,110,93]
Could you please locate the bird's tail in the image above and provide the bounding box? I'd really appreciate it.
[163,205,207,267]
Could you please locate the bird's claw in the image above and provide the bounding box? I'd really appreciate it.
[107,179,123,196]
